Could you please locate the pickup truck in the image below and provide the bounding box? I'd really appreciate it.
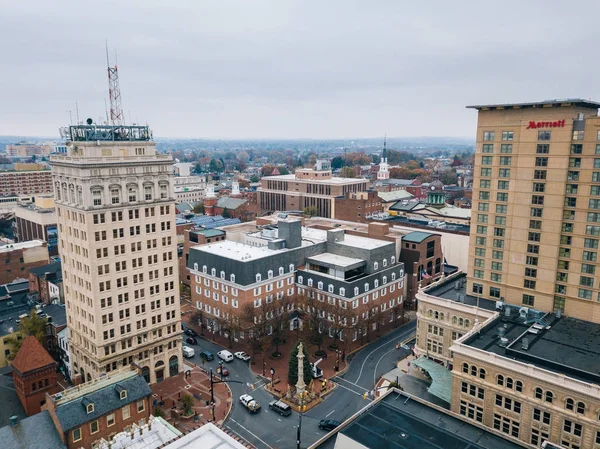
[239,394,261,413]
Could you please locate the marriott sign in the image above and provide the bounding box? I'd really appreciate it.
[526,119,566,129]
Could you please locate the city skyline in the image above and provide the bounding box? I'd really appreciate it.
[2,1,600,139]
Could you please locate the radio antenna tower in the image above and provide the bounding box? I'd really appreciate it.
[106,42,125,126]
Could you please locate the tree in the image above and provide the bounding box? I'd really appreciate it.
[6,310,48,360]
[261,164,275,177]
[340,167,356,178]
[209,158,224,173]
[268,296,292,356]
[303,206,318,217]
[180,393,195,416]
[331,156,344,169]
[222,207,231,218]
[216,313,241,349]
[241,302,270,358]
[288,340,313,387]
[250,175,260,183]
[193,203,205,214]
[298,287,326,354]
[278,166,290,176]
[439,169,458,185]
[371,154,381,164]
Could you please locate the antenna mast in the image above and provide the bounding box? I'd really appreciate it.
[106,42,125,126]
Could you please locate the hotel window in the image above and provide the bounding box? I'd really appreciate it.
[483,131,495,141]
[535,157,548,167]
[562,223,573,233]
[482,144,493,153]
[481,168,491,176]
[477,214,488,223]
[538,131,551,141]
[532,408,551,425]
[493,239,504,248]
[569,158,581,168]
[498,181,509,190]
[480,179,491,188]
[493,414,520,438]
[524,279,536,289]
[563,419,582,437]
[534,170,546,180]
[532,183,545,192]
[497,192,508,201]
[570,144,583,154]
[460,400,483,423]
[560,235,572,245]
[526,256,538,265]
[578,288,593,300]
[474,247,485,257]
[525,267,537,277]
[522,294,535,306]
[490,273,501,282]
[559,248,571,258]
[567,170,579,181]
[566,184,578,194]
[585,238,599,248]
[493,228,504,237]
[492,250,503,260]
[528,232,541,242]
[529,220,542,230]
[476,225,487,234]
[532,195,544,205]
[473,269,484,279]
[594,172,600,182]
[565,197,577,207]
[499,156,511,165]
[481,156,492,165]
[498,168,510,178]
[572,130,585,140]
[474,258,484,268]
[587,225,600,236]
[501,131,513,141]
[536,144,549,154]
[591,186,600,196]
[554,296,566,312]
[478,203,489,212]
[472,283,483,294]
[479,191,490,200]
[581,264,595,275]
[500,144,512,153]
[495,216,506,225]
[475,237,486,246]
[491,262,502,271]
[496,204,507,214]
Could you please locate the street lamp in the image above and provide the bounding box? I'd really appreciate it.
[270,367,275,388]
[263,361,266,376]
[335,350,340,371]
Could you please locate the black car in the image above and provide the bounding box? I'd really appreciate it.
[319,419,341,431]
[185,336,198,345]
[199,350,214,361]
[184,328,197,337]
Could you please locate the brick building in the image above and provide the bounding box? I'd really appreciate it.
[372,178,423,199]
[0,240,49,285]
[14,196,58,255]
[398,231,445,304]
[43,369,152,449]
[180,228,226,285]
[29,261,63,304]
[0,170,53,196]
[333,190,383,223]
[188,218,407,346]
[12,336,60,416]
[5,143,52,158]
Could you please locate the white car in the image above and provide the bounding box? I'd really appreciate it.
[240,394,261,413]
[234,351,251,362]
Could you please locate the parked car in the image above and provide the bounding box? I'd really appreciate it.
[269,400,291,416]
[182,346,195,358]
[217,350,234,362]
[186,337,198,345]
[184,328,197,337]
[199,351,214,361]
[217,365,229,376]
[234,351,251,362]
[319,420,341,431]
[240,394,261,413]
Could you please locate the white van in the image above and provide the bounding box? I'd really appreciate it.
[182,346,195,358]
[217,350,234,362]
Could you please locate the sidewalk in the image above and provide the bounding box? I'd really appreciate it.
[150,365,232,432]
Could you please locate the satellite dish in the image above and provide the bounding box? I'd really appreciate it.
[86,118,93,125]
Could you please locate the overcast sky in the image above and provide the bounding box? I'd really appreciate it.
[1,0,599,139]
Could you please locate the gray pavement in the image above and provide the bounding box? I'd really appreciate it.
[181,320,416,449]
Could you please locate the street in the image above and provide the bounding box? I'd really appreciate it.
[182,320,416,449]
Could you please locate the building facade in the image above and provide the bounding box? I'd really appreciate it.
[14,196,58,255]
[333,190,383,223]
[466,99,600,321]
[0,169,53,196]
[0,240,49,285]
[50,123,181,384]
[258,161,369,218]
[6,143,53,158]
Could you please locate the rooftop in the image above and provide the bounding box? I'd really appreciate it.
[336,232,392,250]
[162,423,250,449]
[216,197,247,210]
[261,173,369,185]
[0,240,45,253]
[377,190,414,203]
[192,240,284,262]
[463,308,600,384]
[28,261,62,280]
[424,274,498,311]
[401,231,438,244]
[466,98,600,111]
[195,229,226,238]
[11,336,55,374]
[314,390,526,449]
[0,410,65,449]
[307,253,365,269]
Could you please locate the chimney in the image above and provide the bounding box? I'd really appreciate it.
[10,415,18,427]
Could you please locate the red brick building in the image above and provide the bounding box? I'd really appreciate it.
[12,336,59,416]
[333,190,383,223]
[180,228,227,285]
[0,240,50,285]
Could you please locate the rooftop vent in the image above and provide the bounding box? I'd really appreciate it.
[9,415,18,427]
[498,337,509,348]
[521,338,529,350]
[498,327,505,338]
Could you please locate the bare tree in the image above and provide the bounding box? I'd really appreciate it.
[298,286,326,355]
[267,294,292,356]
[216,312,242,348]
[241,302,270,359]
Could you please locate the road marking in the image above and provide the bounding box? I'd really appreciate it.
[373,346,398,388]
[325,409,335,417]
[334,381,373,399]
[335,377,368,392]
[228,418,275,449]
[355,328,414,384]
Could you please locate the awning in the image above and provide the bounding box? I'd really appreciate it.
[411,357,452,404]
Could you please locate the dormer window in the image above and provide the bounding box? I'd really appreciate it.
[120,390,127,400]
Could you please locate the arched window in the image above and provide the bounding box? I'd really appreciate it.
[515,381,523,393]
[307,278,313,287]
[289,264,295,272]
[391,256,396,264]
[392,273,397,281]
[470,366,477,376]
[211,268,216,276]
[55,183,61,200]
[464,319,470,328]
[497,375,504,386]
[506,378,513,389]
[364,283,369,292]
[383,276,387,284]
[576,402,585,414]
[256,273,262,282]
[298,276,303,284]
[268,270,273,279]
[279,267,284,275]
[462,363,469,374]
[144,183,154,201]
[434,311,439,319]
[452,316,458,325]
[545,391,553,403]
[194,263,198,271]
[159,181,169,199]
[374,262,379,270]
[230,274,235,282]
[328,285,334,293]
[383,259,388,267]
[317,281,323,290]
[354,287,359,296]
[458,318,464,326]
[435,258,441,274]
[220,271,225,279]
[339,287,345,296]
[111,186,121,204]
[534,387,543,400]
[428,310,433,318]
[374,279,379,288]
[202,265,207,273]
[128,184,138,202]
[440,313,445,321]
[565,398,574,411]
[478,368,486,380]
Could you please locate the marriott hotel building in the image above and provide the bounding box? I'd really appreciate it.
[467,99,600,322]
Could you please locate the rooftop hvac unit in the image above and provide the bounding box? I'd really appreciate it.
[521,338,529,350]
[519,307,529,318]
[498,337,509,348]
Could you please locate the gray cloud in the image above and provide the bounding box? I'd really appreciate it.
[1,0,599,139]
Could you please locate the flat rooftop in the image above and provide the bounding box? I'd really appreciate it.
[261,173,369,184]
[466,98,600,111]
[336,232,392,250]
[424,274,498,311]
[193,239,284,261]
[314,390,525,449]
[307,253,365,269]
[0,240,45,253]
[464,309,600,385]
